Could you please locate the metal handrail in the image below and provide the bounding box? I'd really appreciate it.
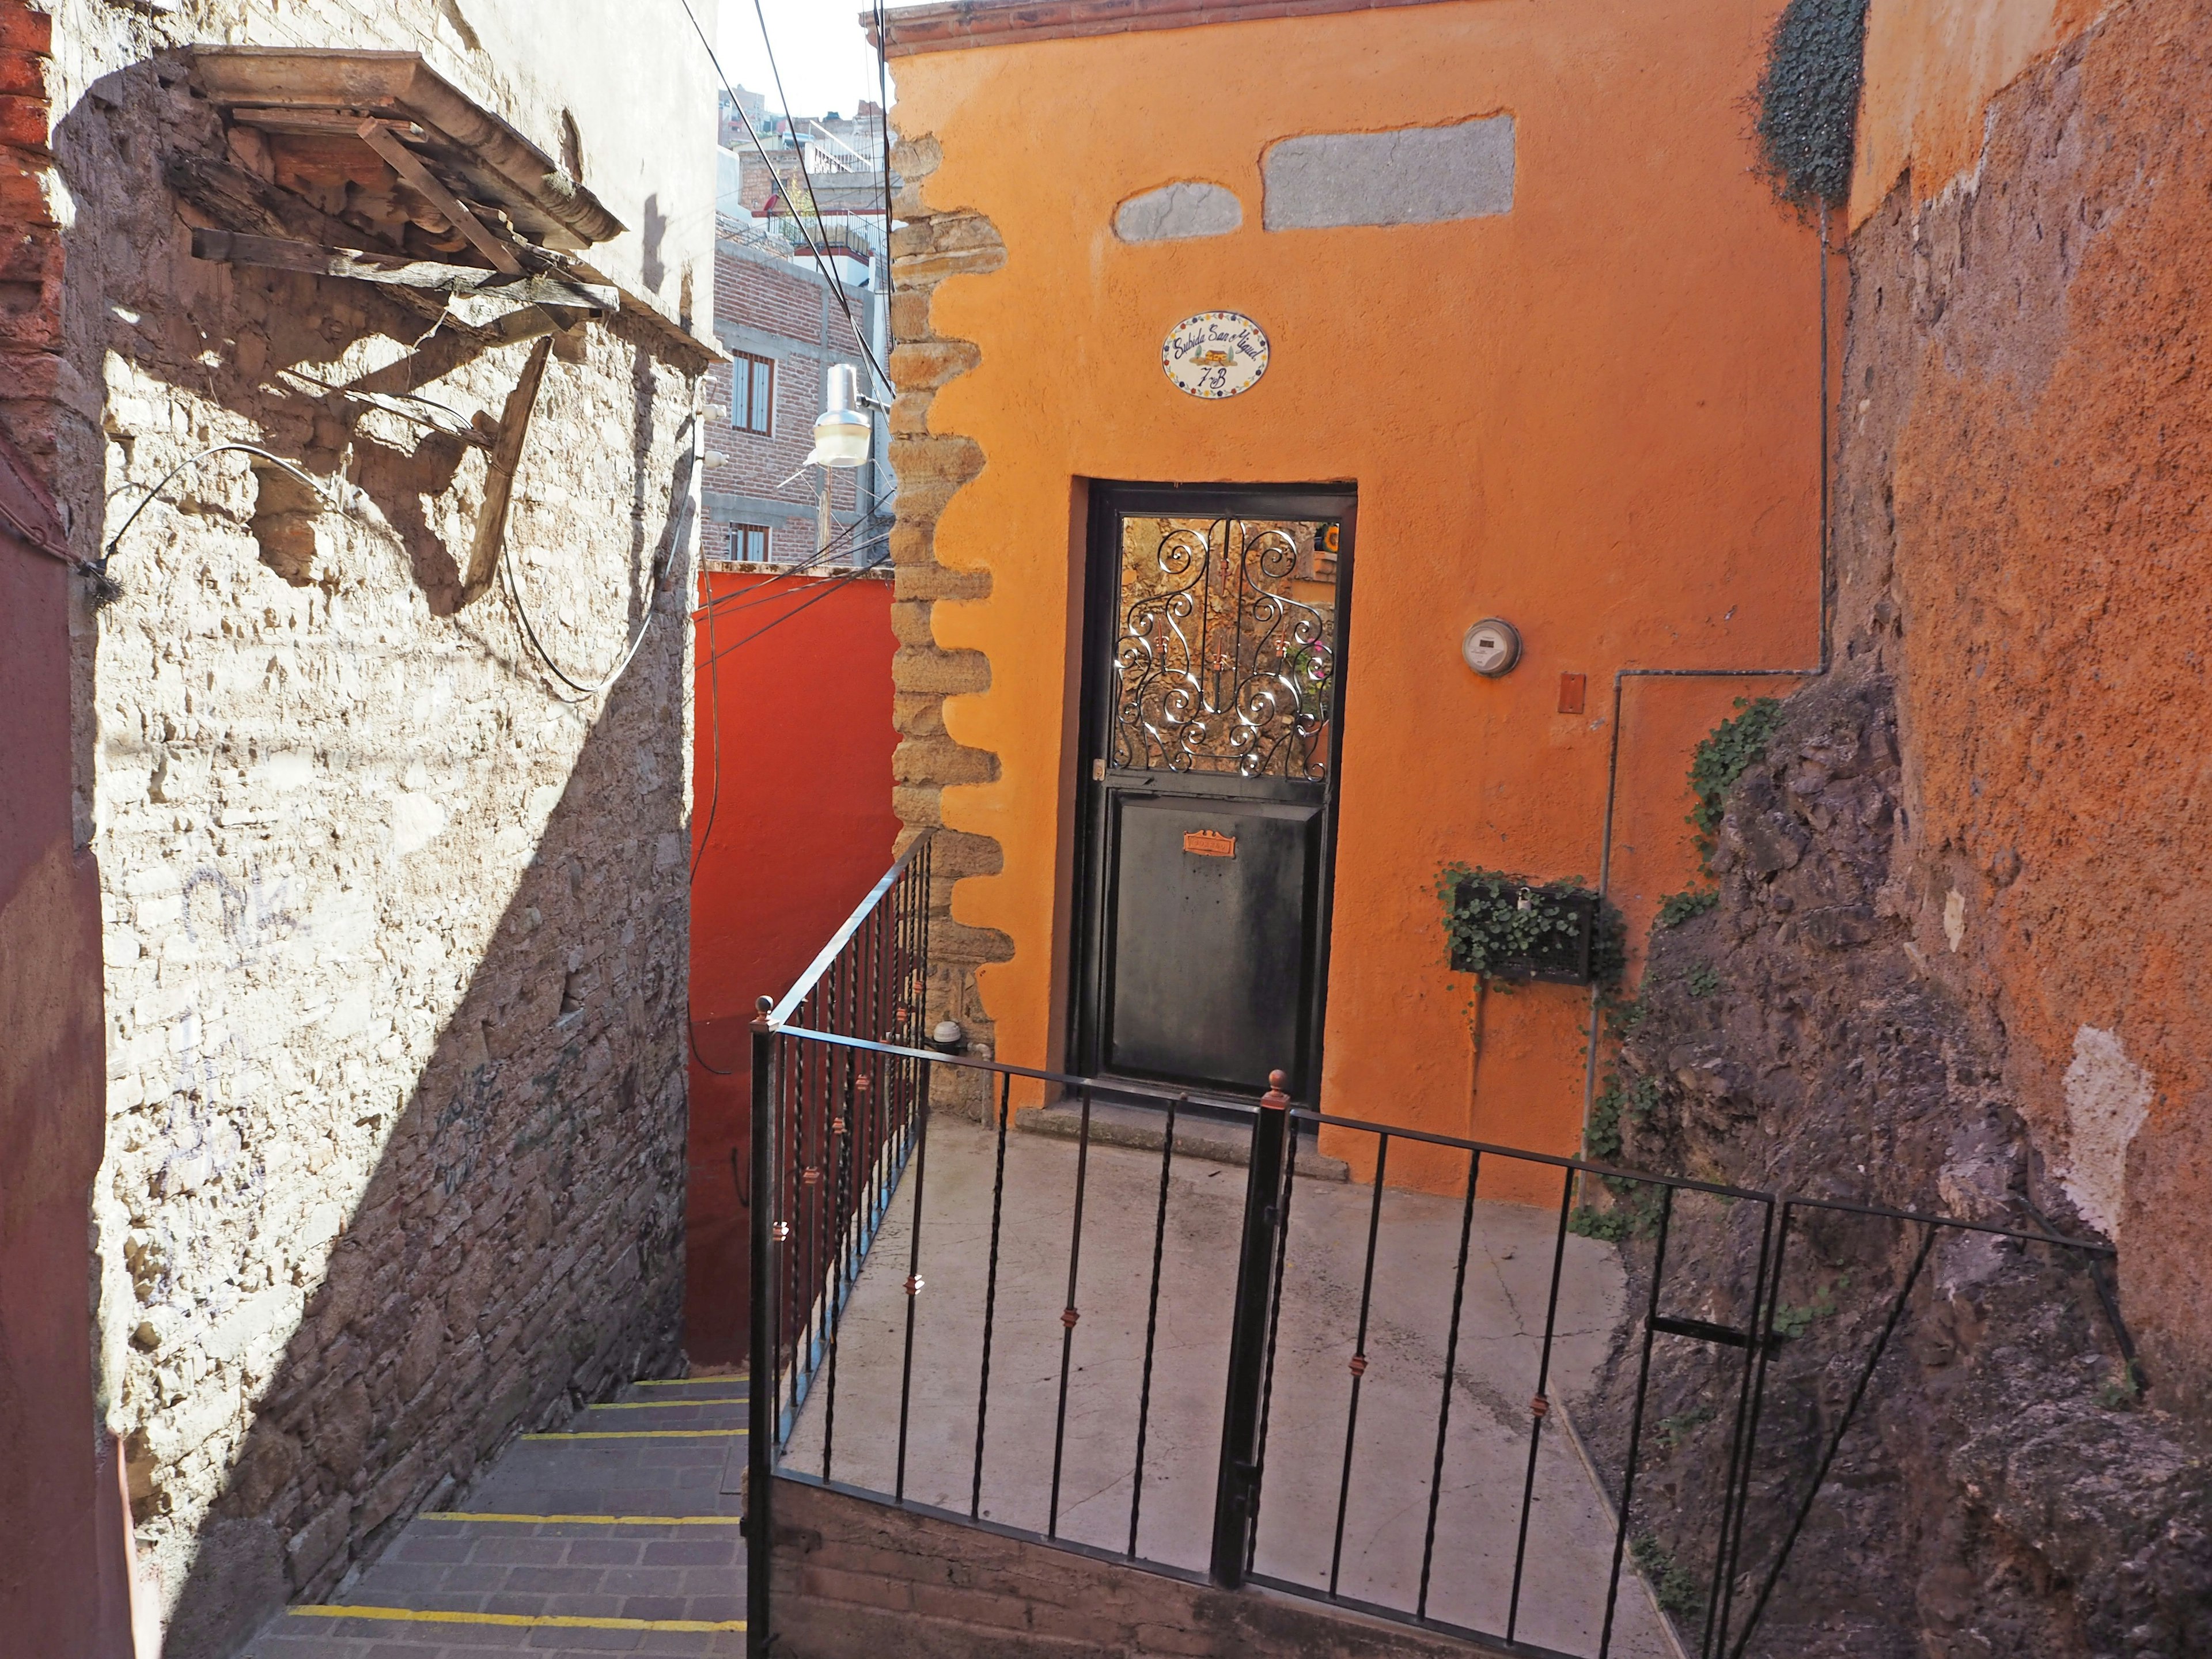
[767,832,929,1027]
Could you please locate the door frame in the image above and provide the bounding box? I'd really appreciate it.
[1067,480,1358,1104]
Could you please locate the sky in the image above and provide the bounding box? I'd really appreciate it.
[714,0,902,122]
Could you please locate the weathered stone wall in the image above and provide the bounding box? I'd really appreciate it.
[1826,0,2212,1415]
[22,3,713,1653]
[884,130,1009,1112]
[1563,20,2212,1644]
[1581,676,2210,1658]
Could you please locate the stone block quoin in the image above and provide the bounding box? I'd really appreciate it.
[885,130,1013,1116]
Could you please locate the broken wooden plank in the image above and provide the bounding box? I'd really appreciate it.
[165,151,404,256]
[188,228,615,311]
[355,118,523,275]
[230,107,427,141]
[460,334,553,603]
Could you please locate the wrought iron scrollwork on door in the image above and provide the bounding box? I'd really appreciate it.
[1111,517,1336,779]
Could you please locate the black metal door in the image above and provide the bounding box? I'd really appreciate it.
[1073,484,1354,1100]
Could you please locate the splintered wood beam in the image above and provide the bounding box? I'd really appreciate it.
[355,118,524,276]
[188,229,614,310]
[460,334,554,604]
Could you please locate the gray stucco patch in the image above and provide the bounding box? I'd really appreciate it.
[1115,180,1244,243]
[1263,117,1515,230]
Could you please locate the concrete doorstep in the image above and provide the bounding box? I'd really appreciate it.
[1016,1096,1353,1181]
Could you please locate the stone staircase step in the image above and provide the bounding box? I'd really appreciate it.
[243,1376,749,1659]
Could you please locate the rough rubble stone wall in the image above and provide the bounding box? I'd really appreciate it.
[1563,12,2212,1647]
[0,0,62,468]
[32,5,705,1654]
[1581,677,2209,1658]
[1823,0,2212,1417]
[884,131,1010,1113]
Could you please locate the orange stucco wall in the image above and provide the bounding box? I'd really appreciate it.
[894,0,1824,1181]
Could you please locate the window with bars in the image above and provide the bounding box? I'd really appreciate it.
[728,524,770,563]
[732,353,774,434]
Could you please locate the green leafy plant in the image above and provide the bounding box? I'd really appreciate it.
[1630,1535,1703,1616]
[1657,887,1719,928]
[1657,1405,1715,1451]
[1687,696,1786,865]
[1437,865,1624,986]
[1577,1071,1667,1238]
[1568,1203,1634,1242]
[1585,1073,1660,1163]
[1686,964,1721,998]
[1770,1283,1838,1340]
[2096,1367,2143,1411]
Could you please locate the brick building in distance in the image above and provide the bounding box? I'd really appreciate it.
[704,90,892,570]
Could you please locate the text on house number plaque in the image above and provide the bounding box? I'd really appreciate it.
[1162,311,1269,399]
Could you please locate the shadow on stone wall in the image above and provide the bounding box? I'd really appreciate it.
[157,676,688,1659]
[47,58,695,1659]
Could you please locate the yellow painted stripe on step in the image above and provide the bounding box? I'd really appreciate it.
[292,1605,744,1633]
[521,1427,748,1440]
[588,1399,746,1410]
[420,1512,744,1525]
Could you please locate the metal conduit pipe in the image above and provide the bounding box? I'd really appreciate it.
[1576,206,1843,1146]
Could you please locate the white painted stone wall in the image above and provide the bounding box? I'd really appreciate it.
[37,3,716,1654]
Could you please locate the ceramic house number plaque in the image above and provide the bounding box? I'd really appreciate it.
[1162,310,1269,399]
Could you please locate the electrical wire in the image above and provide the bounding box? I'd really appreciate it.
[1573,202,1842,1149]
[92,442,349,605]
[688,554,741,1076]
[690,515,891,618]
[743,0,891,390]
[691,562,727,881]
[687,540,889,668]
[702,541,890,668]
[681,0,904,1082]
[670,0,893,398]
[873,0,897,293]
[498,419,701,701]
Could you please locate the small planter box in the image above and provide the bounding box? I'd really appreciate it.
[1448,879,1599,986]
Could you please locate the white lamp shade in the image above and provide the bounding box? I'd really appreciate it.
[806,408,872,468]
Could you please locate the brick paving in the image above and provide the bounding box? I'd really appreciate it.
[242,1378,748,1658]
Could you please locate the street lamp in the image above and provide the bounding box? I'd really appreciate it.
[806,363,871,468]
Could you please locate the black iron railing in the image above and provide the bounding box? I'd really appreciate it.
[744,847,2126,1659]
[744,833,930,1642]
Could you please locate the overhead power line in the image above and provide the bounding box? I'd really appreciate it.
[670,0,895,398]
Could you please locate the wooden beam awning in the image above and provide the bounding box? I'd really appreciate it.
[186,48,622,255]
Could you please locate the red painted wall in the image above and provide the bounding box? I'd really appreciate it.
[0,0,134,1641]
[685,568,899,1364]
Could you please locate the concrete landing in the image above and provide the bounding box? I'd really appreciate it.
[241,1376,748,1659]
[784,1117,1680,1659]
